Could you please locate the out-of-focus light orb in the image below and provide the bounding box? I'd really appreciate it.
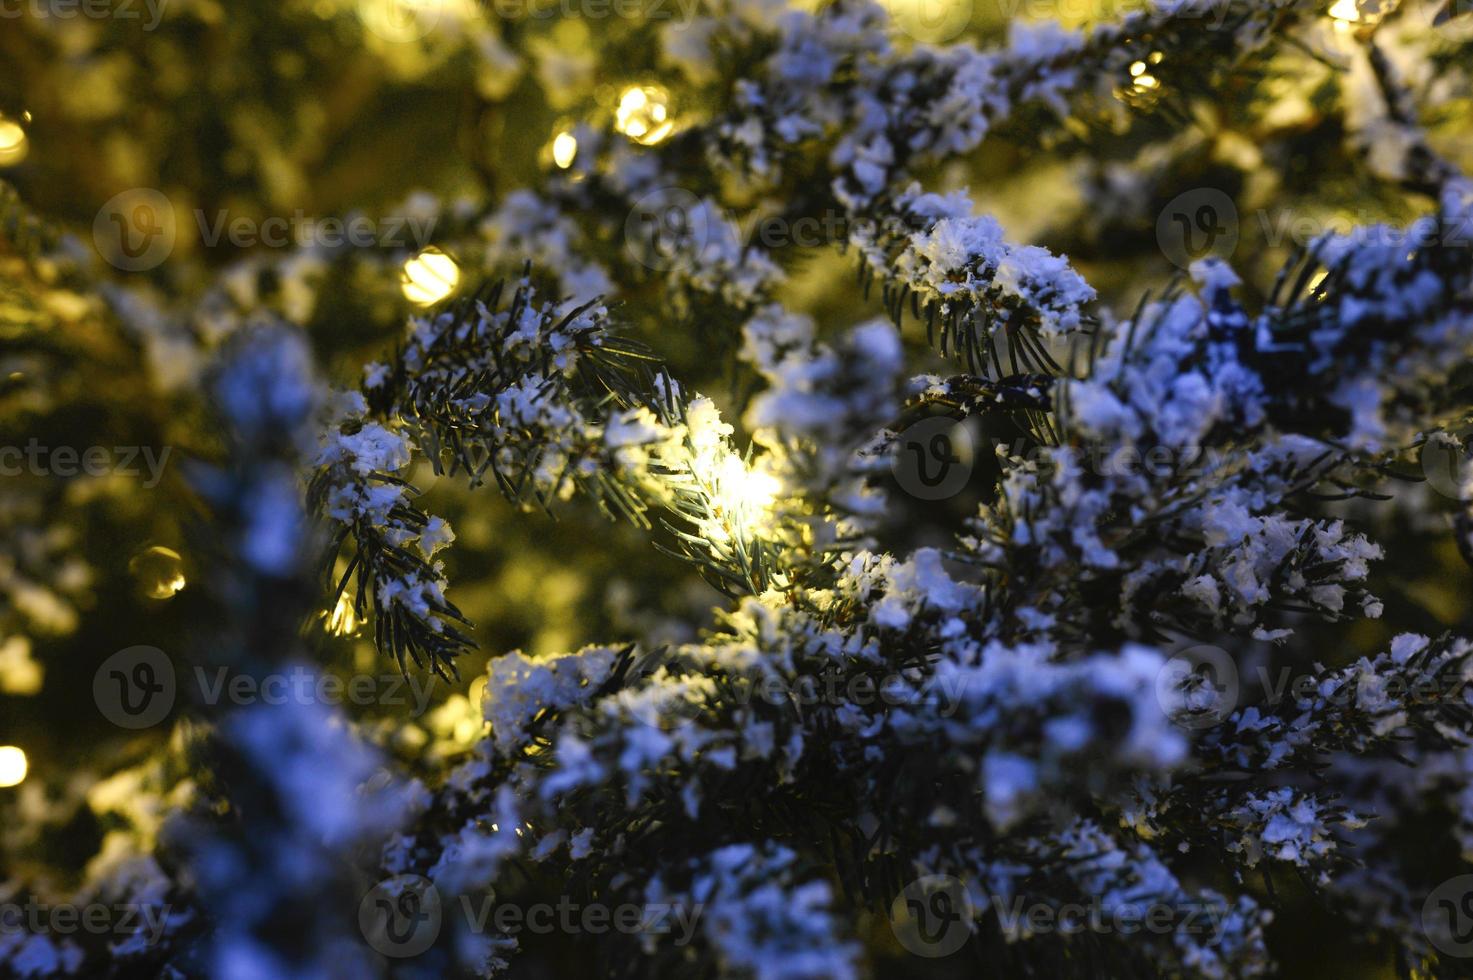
[401,247,460,306]
[551,130,578,169]
[616,85,674,146]
[0,746,28,788]
[0,113,30,168]
[130,546,186,600]
[1328,0,1386,27]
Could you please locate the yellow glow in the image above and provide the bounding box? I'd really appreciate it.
[1328,0,1361,19]
[1130,60,1147,77]
[130,546,186,600]
[551,131,578,169]
[401,247,460,306]
[326,591,360,636]
[615,85,674,146]
[1134,74,1160,91]
[0,114,29,167]
[704,454,781,544]
[0,746,27,788]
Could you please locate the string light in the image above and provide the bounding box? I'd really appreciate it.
[325,591,361,636]
[1129,52,1163,92]
[695,448,781,544]
[0,112,31,168]
[0,746,27,788]
[551,130,578,169]
[130,545,186,600]
[401,246,460,306]
[615,85,674,146]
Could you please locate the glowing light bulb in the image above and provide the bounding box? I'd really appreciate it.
[401,247,460,306]
[1328,0,1362,19]
[551,130,578,169]
[326,591,360,636]
[0,113,30,168]
[0,746,27,788]
[615,85,674,146]
[130,546,186,600]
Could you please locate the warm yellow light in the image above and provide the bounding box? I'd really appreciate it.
[1327,0,1383,25]
[401,247,460,306]
[130,546,186,600]
[705,455,781,543]
[0,115,29,168]
[551,131,578,169]
[1130,61,1147,77]
[1134,74,1160,91]
[326,592,360,636]
[615,85,674,146]
[0,746,27,788]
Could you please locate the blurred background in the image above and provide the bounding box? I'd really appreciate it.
[1,0,1472,975]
